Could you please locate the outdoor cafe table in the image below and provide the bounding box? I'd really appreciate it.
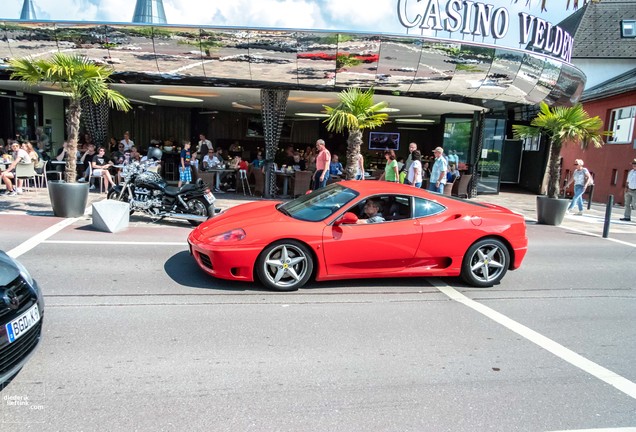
[275,170,294,197]
[206,167,237,193]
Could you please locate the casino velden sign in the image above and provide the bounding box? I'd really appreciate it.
[397,0,574,62]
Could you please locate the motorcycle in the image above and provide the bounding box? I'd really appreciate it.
[107,152,217,226]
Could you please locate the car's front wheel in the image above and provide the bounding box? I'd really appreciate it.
[256,240,314,291]
[461,238,510,287]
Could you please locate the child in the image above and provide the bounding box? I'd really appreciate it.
[179,141,192,188]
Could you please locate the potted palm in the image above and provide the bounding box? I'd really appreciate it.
[513,102,605,225]
[323,88,388,180]
[9,53,131,217]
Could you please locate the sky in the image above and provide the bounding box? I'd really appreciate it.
[3,0,578,48]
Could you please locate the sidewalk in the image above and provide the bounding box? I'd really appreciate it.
[1,185,635,238]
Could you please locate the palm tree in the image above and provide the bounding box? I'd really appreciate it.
[323,88,389,180]
[512,101,605,198]
[9,53,131,183]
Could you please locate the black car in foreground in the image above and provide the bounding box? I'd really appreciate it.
[0,251,43,389]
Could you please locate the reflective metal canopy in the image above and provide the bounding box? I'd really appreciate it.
[0,20,585,107]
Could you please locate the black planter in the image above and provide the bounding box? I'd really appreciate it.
[48,181,90,218]
[536,195,569,226]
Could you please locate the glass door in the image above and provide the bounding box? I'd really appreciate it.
[476,118,506,194]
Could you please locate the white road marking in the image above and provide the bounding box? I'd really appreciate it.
[547,428,636,432]
[431,280,636,401]
[7,217,79,259]
[42,240,185,246]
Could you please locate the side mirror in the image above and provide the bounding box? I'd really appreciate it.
[335,212,358,226]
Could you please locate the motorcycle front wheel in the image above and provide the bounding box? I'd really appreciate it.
[185,197,212,226]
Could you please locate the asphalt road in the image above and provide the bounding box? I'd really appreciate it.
[1,212,635,431]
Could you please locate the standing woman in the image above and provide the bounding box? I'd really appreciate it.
[407,150,422,188]
[355,153,365,180]
[380,150,399,183]
[565,159,593,215]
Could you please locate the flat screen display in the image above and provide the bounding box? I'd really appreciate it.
[369,132,400,151]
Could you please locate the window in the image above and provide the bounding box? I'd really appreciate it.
[414,198,445,218]
[608,106,636,144]
[522,135,540,151]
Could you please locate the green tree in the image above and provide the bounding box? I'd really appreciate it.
[9,53,131,183]
[323,88,388,180]
[512,102,605,198]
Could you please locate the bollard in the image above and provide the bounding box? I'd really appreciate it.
[602,195,614,238]
[586,184,594,210]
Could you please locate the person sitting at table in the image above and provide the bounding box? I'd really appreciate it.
[292,152,306,171]
[355,199,385,224]
[329,154,343,176]
[130,146,142,162]
[22,142,39,165]
[202,149,218,170]
[79,144,96,181]
[1,142,32,196]
[446,163,460,183]
[120,131,134,152]
[251,151,264,169]
[56,141,80,162]
[91,146,115,192]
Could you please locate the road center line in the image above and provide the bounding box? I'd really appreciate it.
[7,217,80,259]
[431,280,636,401]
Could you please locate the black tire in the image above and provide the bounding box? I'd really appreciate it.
[186,197,211,226]
[107,189,134,215]
[460,238,510,287]
[256,240,314,291]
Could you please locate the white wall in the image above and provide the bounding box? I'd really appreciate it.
[573,58,636,89]
[41,95,65,152]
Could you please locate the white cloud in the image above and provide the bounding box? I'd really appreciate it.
[2,0,573,36]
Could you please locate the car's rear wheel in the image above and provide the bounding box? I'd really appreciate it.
[461,238,509,287]
[256,240,313,291]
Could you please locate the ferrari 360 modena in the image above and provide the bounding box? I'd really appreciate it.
[188,181,527,291]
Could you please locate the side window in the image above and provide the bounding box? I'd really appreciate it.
[414,197,445,218]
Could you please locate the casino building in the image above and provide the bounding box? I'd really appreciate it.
[0,0,588,195]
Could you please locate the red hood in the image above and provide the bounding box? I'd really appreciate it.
[191,200,289,241]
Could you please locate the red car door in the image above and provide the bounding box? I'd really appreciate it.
[321,213,422,277]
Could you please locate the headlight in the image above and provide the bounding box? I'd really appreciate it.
[211,229,246,243]
[12,257,35,287]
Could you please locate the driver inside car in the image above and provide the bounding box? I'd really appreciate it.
[356,199,385,224]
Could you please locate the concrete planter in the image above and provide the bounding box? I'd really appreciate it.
[48,181,89,218]
[536,195,569,226]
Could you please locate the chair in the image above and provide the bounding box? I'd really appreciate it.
[45,160,63,184]
[443,181,454,196]
[454,174,472,198]
[87,164,105,193]
[292,170,313,197]
[16,162,38,192]
[253,169,265,196]
[34,160,47,188]
[237,169,252,196]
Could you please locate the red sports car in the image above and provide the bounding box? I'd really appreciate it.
[188,181,527,291]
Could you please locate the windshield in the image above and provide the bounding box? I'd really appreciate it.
[278,184,359,222]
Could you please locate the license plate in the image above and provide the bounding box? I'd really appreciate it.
[5,303,40,343]
[204,191,216,204]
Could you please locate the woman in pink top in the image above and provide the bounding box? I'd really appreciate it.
[312,139,331,190]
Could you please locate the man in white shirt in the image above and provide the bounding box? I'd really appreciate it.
[120,131,134,151]
[202,149,220,170]
[620,158,636,221]
[1,142,32,196]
